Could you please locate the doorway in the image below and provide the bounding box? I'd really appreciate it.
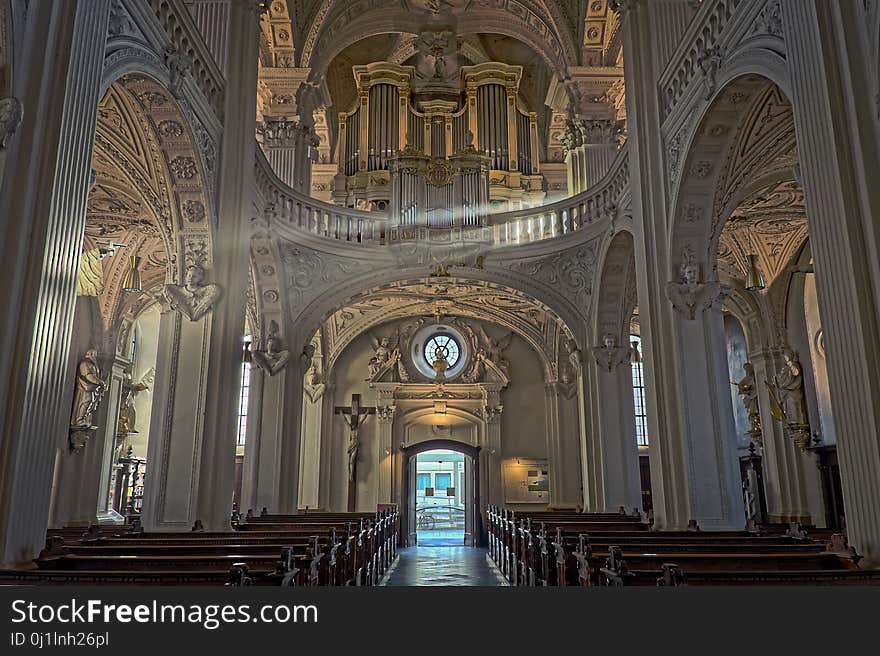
[414,449,466,545]
[402,440,481,547]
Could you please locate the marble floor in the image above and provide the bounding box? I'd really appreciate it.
[381,546,508,586]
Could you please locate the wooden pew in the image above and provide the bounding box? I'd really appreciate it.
[0,509,399,587]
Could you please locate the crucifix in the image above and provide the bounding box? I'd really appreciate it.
[335,394,376,511]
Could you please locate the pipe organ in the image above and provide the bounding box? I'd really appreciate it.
[332,61,545,224]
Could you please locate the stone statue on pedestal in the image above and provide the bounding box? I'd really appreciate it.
[69,349,106,452]
[770,350,811,450]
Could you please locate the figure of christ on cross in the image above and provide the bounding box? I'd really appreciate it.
[334,394,377,512]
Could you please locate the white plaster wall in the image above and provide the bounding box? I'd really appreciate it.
[328,320,554,512]
[724,313,751,454]
[129,303,160,460]
[804,274,836,446]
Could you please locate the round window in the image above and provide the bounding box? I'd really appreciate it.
[411,324,469,381]
[423,333,461,369]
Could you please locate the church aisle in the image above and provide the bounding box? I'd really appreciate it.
[381,547,507,587]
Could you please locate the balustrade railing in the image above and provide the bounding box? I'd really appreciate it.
[254,145,628,248]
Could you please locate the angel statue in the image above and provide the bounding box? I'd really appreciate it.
[367,330,400,379]
[163,264,222,321]
[476,325,513,377]
[251,321,290,376]
[592,333,631,372]
[117,368,153,438]
[666,253,727,320]
[732,362,761,441]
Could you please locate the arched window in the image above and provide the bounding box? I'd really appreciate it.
[631,335,648,446]
[236,334,252,448]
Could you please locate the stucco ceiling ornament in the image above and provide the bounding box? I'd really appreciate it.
[252,320,291,376]
[163,264,222,321]
[666,246,728,320]
[503,240,599,317]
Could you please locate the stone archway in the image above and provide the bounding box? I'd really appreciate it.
[584,228,641,513]
[399,430,483,547]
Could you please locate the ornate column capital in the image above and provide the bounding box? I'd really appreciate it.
[377,406,396,424]
[483,405,503,424]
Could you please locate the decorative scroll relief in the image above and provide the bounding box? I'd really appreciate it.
[278,240,372,321]
[500,238,601,319]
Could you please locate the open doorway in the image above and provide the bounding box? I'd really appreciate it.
[402,439,481,547]
[415,449,465,546]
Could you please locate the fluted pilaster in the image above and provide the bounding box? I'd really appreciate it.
[185,0,231,76]
[781,0,880,562]
[0,0,111,566]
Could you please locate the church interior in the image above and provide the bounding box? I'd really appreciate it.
[1,0,880,588]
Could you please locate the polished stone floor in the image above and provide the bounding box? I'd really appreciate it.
[382,546,508,586]
[416,528,465,546]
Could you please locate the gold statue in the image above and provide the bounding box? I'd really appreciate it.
[731,362,761,442]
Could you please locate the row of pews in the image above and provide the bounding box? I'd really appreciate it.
[0,510,399,586]
[486,506,880,586]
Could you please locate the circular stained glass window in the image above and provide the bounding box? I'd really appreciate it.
[423,333,461,369]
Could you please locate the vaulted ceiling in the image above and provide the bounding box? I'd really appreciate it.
[83,75,212,353]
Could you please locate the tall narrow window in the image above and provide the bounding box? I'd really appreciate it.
[236,335,252,447]
[631,334,649,446]
[129,326,138,365]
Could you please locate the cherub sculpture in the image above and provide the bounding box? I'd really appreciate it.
[163,264,222,321]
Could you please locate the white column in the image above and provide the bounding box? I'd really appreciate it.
[96,359,129,520]
[239,366,266,514]
[193,2,262,530]
[665,306,745,529]
[750,349,820,524]
[0,0,111,567]
[616,0,748,531]
[582,143,620,189]
[140,303,213,530]
[241,364,303,513]
[579,367,604,511]
[484,394,503,508]
[593,361,642,513]
[375,406,395,505]
[545,384,582,509]
[781,0,880,563]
